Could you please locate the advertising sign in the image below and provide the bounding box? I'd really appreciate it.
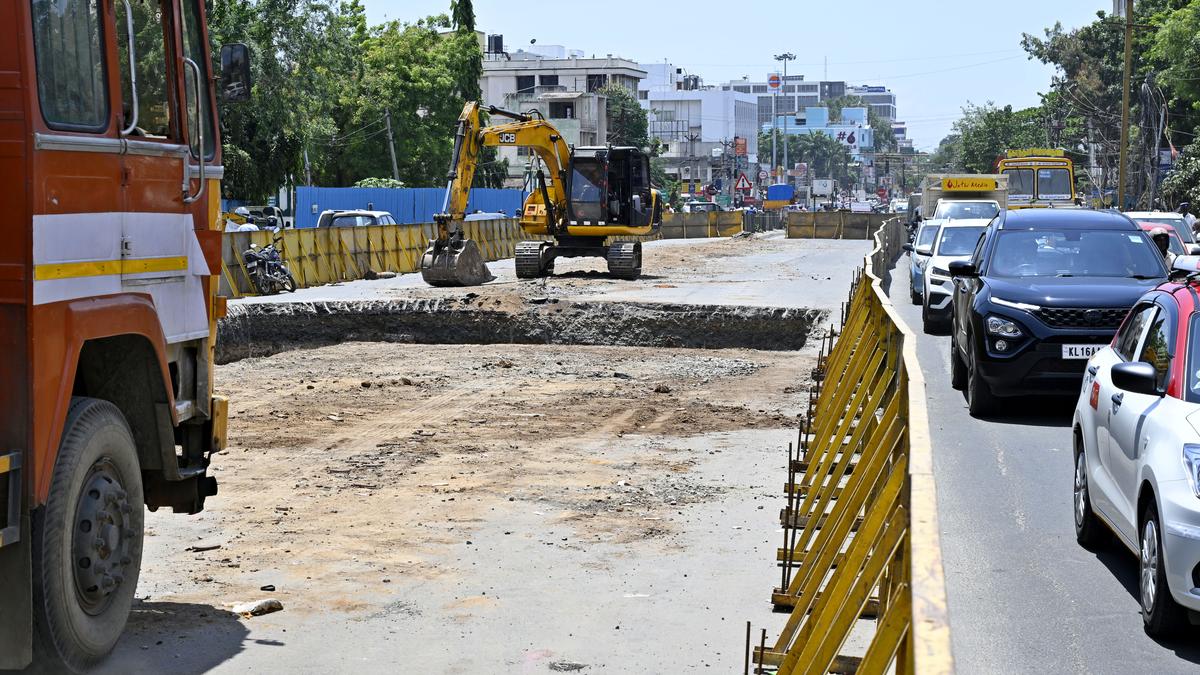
[767,73,782,91]
[812,179,834,197]
[942,177,997,191]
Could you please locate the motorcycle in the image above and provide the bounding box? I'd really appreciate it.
[243,235,297,295]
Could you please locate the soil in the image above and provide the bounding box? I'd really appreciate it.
[137,341,816,618]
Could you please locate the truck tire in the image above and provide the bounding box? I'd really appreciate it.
[32,397,144,672]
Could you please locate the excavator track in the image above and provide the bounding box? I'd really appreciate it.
[606,241,642,280]
[515,241,551,279]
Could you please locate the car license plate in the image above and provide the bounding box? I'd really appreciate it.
[1062,344,1102,359]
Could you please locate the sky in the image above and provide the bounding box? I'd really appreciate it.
[364,1,1112,151]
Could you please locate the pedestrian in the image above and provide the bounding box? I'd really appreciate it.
[1149,227,1176,269]
[1180,202,1196,233]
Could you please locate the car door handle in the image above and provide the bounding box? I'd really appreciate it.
[1111,392,1124,410]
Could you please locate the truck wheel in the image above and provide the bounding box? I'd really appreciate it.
[32,397,143,672]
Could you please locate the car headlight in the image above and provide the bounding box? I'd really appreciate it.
[985,315,1023,338]
[1184,444,1200,498]
[991,297,1041,312]
[930,266,950,277]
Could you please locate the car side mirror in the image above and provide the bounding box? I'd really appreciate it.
[902,243,914,252]
[220,43,253,103]
[948,260,977,277]
[1111,361,1163,397]
[915,246,932,257]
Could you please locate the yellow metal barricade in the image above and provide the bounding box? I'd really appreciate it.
[752,217,952,674]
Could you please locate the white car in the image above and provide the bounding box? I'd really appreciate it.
[905,221,941,305]
[1125,211,1196,245]
[921,219,990,332]
[1073,272,1200,635]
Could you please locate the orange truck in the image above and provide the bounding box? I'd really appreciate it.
[0,2,248,670]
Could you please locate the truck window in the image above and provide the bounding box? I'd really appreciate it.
[1036,168,1072,200]
[116,0,174,139]
[1004,168,1034,198]
[180,0,216,158]
[31,0,110,131]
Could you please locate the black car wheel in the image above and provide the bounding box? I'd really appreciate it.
[966,338,997,417]
[949,336,967,391]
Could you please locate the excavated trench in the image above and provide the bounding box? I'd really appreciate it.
[216,298,825,364]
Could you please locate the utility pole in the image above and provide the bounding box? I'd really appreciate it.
[303,145,312,186]
[384,108,400,182]
[1117,0,1133,211]
[776,53,795,187]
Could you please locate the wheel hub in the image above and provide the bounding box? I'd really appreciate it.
[1074,454,1086,526]
[72,460,133,615]
[1141,519,1159,614]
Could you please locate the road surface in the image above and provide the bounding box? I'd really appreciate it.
[887,254,1200,674]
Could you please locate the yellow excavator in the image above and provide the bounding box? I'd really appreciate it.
[420,102,662,286]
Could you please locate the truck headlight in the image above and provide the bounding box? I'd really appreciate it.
[985,315,1023,338]
[1184,444,1200,498]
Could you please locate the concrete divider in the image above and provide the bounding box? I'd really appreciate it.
[749,217,953,674]
[785,211,890,240]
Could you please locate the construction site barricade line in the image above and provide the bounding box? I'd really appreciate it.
[751,216,952,674]
[784,211,891,240]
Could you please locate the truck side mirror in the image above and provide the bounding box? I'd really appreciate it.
[220,43,252,103]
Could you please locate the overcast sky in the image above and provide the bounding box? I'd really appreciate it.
[366,1,1111,150]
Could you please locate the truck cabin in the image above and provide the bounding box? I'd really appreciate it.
[567,147,654,227]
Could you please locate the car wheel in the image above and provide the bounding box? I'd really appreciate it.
[1141,501,1187,637]
[966,338,996,417]
[949,336,967,391]
[1073,440,1106,549]
[921,302,933,333]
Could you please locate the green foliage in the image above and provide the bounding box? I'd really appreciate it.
[1162,142,1200,204]
[209,0,488,200]
[354,177,405,188]
[601,84,650,149]
[952,103,1048,173]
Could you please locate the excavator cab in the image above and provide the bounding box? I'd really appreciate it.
[567,148,657,229]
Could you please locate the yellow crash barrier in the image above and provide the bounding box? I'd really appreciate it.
[751,217,952,674]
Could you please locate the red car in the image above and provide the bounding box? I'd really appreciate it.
[1136,221,1196,257]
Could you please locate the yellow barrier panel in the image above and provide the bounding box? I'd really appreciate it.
[218,218,665,297]
[751,217,952,674]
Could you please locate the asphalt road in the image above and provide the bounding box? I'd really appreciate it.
[888,254,1200,674]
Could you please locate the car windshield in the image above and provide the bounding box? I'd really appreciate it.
[935,226,986,256]
[933,202,998,220]
[989,229,1166,278]
[915,224,940,250]
[1036,168,1072,200]
[1005,169,1034,198]
[1137,217,1193,244]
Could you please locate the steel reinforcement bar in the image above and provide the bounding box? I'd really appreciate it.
[748,217,952,674]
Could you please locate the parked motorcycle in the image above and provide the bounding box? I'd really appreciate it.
[243,236,297,295]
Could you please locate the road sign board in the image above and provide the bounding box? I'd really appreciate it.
[767,73,781,91]
[758,170,768,181]
[735,173,753,191]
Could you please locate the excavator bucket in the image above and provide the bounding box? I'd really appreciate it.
[420,236,495,287]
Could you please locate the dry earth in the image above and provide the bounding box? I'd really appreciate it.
[135,342,816,621]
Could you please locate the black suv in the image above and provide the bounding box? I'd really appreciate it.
[948,209,1167,416]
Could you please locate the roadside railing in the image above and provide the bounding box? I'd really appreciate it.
[747,217,953,674]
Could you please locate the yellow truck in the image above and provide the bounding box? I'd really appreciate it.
[994,148,1077,209]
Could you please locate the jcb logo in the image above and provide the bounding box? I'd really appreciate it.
[499,133,517,144]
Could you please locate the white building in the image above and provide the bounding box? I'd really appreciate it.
[639,63,758,190]
[721,76,898,124]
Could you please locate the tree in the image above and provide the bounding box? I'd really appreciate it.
[820,95,897,153]
[601,84,650,148]
[952,103,1047,173]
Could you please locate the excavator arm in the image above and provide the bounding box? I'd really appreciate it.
[421,101,575,286]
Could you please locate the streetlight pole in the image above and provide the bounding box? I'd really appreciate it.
[775,53,795,187]
[1117,0,1133,211]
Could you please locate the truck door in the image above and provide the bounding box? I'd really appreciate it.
[116,0,212,346]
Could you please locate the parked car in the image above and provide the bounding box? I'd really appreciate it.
[904,221,941,304]
[682,201,722,213]
[949,209,1168,416]
[922,219,991,333]
[316,209,399,228]
[1072,257,1200,635]
[1127,211,1196,244]
[464,211,509,221]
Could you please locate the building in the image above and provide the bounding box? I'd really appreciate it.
[478,37,646,185]
[722,76,898,124]
[765,106,875,160]
[638,63,759,194]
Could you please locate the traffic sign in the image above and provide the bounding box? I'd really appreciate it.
[758,170,768,181]
[767,73,781,91]
[735,173,753,191]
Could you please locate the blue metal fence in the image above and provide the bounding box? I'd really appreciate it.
[293,187,527,228]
